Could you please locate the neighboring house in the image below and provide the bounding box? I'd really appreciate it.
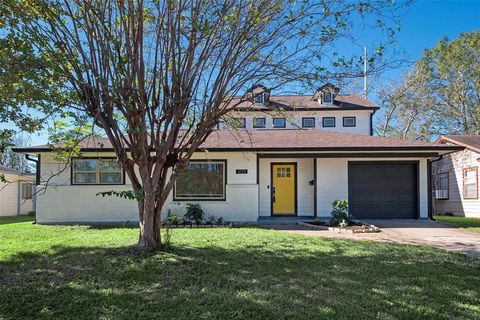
[13,84,461,224]
[0,166,35,217]
[433,135,480,218]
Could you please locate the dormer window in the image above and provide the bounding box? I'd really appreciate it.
[247,84,270,105]
[313,83,339,105]
[254,93,265,104]
[323,92,332,103]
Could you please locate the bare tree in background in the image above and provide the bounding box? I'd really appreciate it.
[0,136,32,173]
[3,0,407,249]
[378,31,480,140]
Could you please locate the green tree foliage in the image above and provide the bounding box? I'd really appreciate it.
[378,31,480,140]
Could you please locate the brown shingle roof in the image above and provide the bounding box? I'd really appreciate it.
[229,94,377,111]
[438,135,480,153]
[14,130,463,153]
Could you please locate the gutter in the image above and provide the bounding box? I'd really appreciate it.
[12,145,466,153]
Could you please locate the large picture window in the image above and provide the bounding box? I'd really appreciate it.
[463,167,478,199]
[175,161,226,200]
[72,158,124,185]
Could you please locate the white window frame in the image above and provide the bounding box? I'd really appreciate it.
[463,167,478,199]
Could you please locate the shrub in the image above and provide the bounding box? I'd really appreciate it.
[167,213,183,225]
[206,215,217,225]
[329,199,350,226]
[184,203,204,224]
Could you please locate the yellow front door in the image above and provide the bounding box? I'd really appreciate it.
[272,164,296,215]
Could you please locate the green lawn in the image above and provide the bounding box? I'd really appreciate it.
[434,215,480,234]
[1,216,479,320]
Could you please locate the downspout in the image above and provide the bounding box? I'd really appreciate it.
[25,154,40,224]
[25,154,40,186]
[429,155,444,221]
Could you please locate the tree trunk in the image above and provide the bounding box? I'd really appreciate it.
[138,195,161,250]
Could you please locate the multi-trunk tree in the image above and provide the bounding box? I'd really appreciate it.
[1,0,406,249]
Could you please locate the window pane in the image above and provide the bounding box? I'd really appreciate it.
[74,159,97,171]
[464,169,477,198]
[233,118,246,128]
[439,175,448,190]
[100,160,121,171]
[175,162,225,199]
[75,172,97,184]
[100,172,122,184]
[22,183,33,200]
[465,184,476,198]
[253,118,265,128]
[343,117,355,127]
[323,93,332,103]
[254,94,264,103]
[302,118,315,128]
[322,117,335,127]
[273,118,285,128]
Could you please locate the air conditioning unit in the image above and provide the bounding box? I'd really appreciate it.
[434,190,448,199]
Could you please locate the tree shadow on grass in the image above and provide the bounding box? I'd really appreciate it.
[0,215,35,225]
[1,241,479,320]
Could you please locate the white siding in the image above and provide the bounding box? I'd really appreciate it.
[224,110,372,135]
[36,151,258,223]
[162,152,258,222]
[0,175,18,216]
[316,158,430,219]
[0,173,34,216]
[35,152,432,223]
[434,148,480,218]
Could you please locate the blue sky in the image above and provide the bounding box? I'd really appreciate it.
[14,0,480,146]
[379,0,480,84]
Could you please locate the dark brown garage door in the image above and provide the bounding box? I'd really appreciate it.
[348,162,418,219]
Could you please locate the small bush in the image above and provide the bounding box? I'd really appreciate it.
[206,215,217,225]
[329,199,349,226]
[184,203,204,224]
[167,213,183,225]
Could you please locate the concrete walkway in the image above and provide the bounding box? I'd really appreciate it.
[268,219,480,258]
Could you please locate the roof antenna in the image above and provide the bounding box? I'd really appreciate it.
[363,46,368,99]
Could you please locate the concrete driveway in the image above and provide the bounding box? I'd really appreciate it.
[269,219,480,258]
